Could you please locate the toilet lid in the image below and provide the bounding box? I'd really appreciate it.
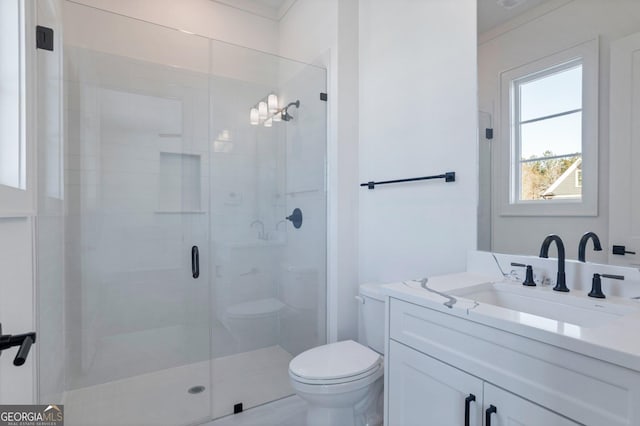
[289,340,382,381]
[226,298,285,318]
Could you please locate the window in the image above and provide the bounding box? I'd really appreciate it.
[0,0,25,190]
[500,40,598,216]
[0,0,37,215]
[515,62,582,201]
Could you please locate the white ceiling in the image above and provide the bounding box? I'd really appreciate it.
[214,0,551,32]
[477,0,552,34]
[211,0,297,21]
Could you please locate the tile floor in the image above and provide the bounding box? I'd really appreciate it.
[203,396,307,426]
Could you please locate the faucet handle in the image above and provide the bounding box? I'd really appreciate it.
[510,263,536,286]
[589,273,624,299]
[522,265,536,287]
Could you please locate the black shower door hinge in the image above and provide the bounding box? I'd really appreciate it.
[36,26,54,51]
[320,92,328,101]
[485,128,494,140]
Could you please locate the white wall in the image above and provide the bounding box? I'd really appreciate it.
[280,0,480,339]
[0,219,35,403]
[67,0,279,55]
[358,0,478,283]
[479,0,640,262]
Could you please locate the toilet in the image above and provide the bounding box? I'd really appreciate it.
[288,284,385,426]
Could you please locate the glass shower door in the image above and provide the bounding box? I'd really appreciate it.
[37,3,327,424]
[208,40,327,419]
[38,3,212,426]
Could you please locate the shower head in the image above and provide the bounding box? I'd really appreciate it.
[281,100,300,121]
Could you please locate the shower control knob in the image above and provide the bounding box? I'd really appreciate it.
[286,208,303,229]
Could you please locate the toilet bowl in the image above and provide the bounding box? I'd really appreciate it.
[289,284,386,426]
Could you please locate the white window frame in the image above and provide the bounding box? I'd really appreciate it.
[0,0,36,217]
[499,39,598,216]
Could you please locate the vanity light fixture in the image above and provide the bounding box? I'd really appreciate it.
[250,107,259,125]
[258,101,268,120]
[268,94,278,113]
[249,94,298,126]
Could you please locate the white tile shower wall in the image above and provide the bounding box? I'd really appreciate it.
[358,0,478,283]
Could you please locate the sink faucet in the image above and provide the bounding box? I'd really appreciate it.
[539,234,569,292]
[578,231,602,262]
[250,220,266,240]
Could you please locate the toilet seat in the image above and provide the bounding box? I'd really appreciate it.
[289,340,382,385]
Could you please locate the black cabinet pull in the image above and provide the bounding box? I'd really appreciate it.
[464,394,476,426]
[486,405,497,426]
[191,246,199,279]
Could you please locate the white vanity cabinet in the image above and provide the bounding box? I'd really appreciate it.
[386,298,640,426]
[388,340,483,426]
[482,382,578,426]
[388,341,576,426]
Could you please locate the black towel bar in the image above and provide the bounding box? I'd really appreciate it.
[361,172,455,189]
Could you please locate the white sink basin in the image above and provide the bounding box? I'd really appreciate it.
[450,282,638,328]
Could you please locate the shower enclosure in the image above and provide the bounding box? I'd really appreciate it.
[36,2,326,425]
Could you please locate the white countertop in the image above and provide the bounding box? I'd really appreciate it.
[382,271,640,373]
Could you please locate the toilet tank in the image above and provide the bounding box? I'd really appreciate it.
[357,284,386,355]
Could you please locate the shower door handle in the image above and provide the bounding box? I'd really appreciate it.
[192,246,199,279]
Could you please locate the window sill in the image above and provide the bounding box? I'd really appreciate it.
[499,200,597,217]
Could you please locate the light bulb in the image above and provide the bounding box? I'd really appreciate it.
[268,94,278,113]
[264,117,273,128]
[250,108,259,125]
[258,102,268,120]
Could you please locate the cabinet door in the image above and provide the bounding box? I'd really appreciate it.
[388,340,483,426]
[483,383,579,426]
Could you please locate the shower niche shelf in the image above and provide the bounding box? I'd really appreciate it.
[157,151,202,213]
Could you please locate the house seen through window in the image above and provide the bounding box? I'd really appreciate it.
[513,61,583,201]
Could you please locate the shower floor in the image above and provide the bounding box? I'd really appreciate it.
[63,345,294,426]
